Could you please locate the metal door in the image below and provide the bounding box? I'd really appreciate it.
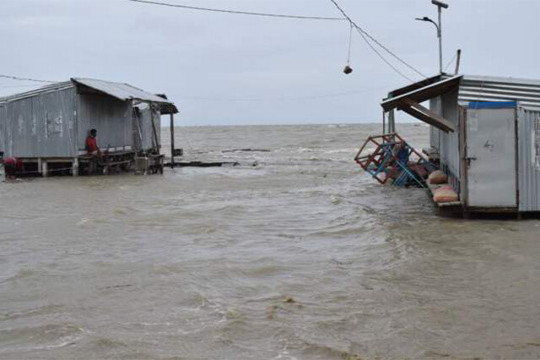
[466,103,517,207]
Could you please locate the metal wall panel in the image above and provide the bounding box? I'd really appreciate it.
[430,89,460,187]
[466,106,517,207]
[429,97,441,150]
[518,107,540,211]
[0,104,5,154]
[440,89,460,180]
[133,103,161,151]
[77,94,133,151]
[4,87,76,157]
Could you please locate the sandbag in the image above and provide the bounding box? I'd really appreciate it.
[427,170,447,185]
[433,185,458,203]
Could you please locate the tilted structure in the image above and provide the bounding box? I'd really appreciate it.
[381,73,540,214]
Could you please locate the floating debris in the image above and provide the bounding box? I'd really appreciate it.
[284,296,295,303]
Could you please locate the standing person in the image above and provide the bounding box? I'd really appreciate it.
[2,157,24,180]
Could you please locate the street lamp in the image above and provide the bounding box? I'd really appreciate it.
[416,0,448,74]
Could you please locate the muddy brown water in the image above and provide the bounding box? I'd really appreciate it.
[1,124,539,359]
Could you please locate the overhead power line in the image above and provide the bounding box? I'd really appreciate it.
[0,84,45,89]
[127,0,346,21]
[178,85,392,102]
[353,25,414,82]
[444,51,458,72]
[328,0,426,82]
[0,74,56,84]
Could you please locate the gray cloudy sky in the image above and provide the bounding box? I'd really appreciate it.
[1,0,540,126]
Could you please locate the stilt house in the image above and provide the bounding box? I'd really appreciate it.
[382,74,540,214]
[0,78,178,175]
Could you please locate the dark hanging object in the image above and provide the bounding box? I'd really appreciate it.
[343,22,354,75]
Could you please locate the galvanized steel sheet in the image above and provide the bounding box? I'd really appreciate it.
[72,78,174,105]
[3,87,77,157]
[0,78,173,158]
[518,107,540,211]
[77,94,133,151]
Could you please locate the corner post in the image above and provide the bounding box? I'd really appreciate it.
[42,160,48,177]
[72,157,79,176]
[170,113,175,168]
[388,110,395,133]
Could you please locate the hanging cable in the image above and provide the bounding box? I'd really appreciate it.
[0,84,45,89]
[0,75,56,83]
[343,22,354,74]
[443,52,457,72]
[328,0,426,81]
[127,0,346,21]
[354,27,414,82]
[175,85,393,102]
[346,22,353,65]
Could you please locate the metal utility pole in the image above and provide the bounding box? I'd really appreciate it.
[416,0,448,74]
[455,49,461,75]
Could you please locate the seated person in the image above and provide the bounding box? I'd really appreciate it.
[392,142,410,165]
[86,129,102,157]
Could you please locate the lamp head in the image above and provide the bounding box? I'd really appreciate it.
[431,0,449,9]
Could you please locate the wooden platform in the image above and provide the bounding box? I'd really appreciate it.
[14,151,164,177]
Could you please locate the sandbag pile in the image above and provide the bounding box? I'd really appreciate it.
[427,170,447,185]
[433,185,459,203]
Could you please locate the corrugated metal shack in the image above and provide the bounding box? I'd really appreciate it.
[381,74,540,215]
[0,78,178,176]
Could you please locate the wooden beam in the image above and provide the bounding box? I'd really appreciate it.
[381,75,461,112]
[399,98,456,132]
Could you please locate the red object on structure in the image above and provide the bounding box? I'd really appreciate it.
[3,157,24,177]
[86,136,98,154]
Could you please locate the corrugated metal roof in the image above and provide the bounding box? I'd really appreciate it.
[0,81,74,103]
[458,75,540,110]
[382,75,461,111]
[0,78,178,114]
[71,78,174,105]
[385,73,540,112]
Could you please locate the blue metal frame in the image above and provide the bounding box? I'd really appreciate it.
[468,101,517,109]
[365,141,436,188]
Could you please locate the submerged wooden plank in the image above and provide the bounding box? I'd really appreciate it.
[164,161,240,168]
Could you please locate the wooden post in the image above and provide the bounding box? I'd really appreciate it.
[150,103,160,152]
[37,158,43,175]
[454,49,461,75]
[170,113,175,168]
[388,110,395,133]
[42,160,48,177]
[72,157,79,176]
